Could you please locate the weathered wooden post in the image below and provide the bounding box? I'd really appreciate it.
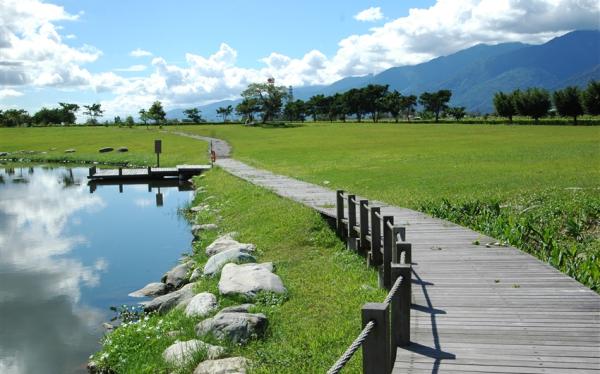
[155,139,162,167]
[336,190,345,238]
[370,207,382,267]
[362,303,390,374]
[147,166,152,176]
[88,166,96,178]
[347,194,357,250]
[391,263,412,350]
[359,200,369,256]
[118,167,122,176]
[382,216,394,289]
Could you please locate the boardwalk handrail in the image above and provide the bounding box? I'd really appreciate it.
[327,268,411,374]
[329,190,413,374]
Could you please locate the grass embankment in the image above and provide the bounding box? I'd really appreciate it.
[176,123,600,291]
[0,127,207,166]
[93,168,385,373]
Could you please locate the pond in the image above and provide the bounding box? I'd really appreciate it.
[0,166,194,373]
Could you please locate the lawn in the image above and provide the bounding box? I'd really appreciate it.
[0,126,207,166]
[174,122,600,290]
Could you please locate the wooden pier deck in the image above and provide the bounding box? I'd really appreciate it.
[175,132,600,373]
[87,164,211,180]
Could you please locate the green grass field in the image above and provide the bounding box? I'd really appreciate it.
[0,126,207,166]
[175,122,600,290]
[94,168,384,373]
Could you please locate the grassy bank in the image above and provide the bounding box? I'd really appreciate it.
[93,168,385,373]
[174,123,600,291]
[0,127,207,166]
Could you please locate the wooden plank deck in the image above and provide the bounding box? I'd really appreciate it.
[176,132,600,373]
[88,164,211,180]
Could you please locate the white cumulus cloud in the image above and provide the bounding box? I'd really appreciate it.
[0,88,24,99]
[114,64,147,72]
[354,7,384,22]
[129,48,152,57]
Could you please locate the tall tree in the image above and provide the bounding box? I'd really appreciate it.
[139,109,150,128]
[240,83,288,123]
[553,86,584,125]
[493,92,517,122]
[235,98,260,123]
[58,102,79,124]
[385,90,402,123]
[33,107,65,125]
[344,88,365,122]
[183,108,202,123]
[514,88,551,123]
[582,80,600,115]
[362,84,389,122]
[330,93,348,122]
[283,99,306,122]
[82,103,103,124]
[306,94,326,121]
[399,94,417,121]
[148,101,166,125]
[446,106,466,121]
[216,105,233,122]
[0,109,30,127]
[419,90,452,122]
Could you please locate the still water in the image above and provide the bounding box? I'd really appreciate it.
[0,166,193,373]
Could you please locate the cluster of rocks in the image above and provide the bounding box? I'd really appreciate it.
[123,226,286,373]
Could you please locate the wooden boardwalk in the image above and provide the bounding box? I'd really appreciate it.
[176,132,600,373]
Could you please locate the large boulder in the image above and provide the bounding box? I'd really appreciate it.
[195,312,267,344]
[191,224,218,238]
[193,357,250,374]
[163,340,224,366]
[220,304,255,313]
[161,261,194,290]
[128,282,167,298]
[218,263,285,297]
[143,283,195,314]
[204,248,256,277]
[205,234,255,257]
[189,268,203,282]
[190,204,209,213]
[185,292,218,318]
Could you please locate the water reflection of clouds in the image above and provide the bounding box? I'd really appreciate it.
[0,169,107,373]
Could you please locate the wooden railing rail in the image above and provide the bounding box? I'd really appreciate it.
[329,190,413,374]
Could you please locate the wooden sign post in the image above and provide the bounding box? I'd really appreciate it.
[155,140,162,167]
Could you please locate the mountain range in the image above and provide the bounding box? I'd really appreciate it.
[168,30,600,120]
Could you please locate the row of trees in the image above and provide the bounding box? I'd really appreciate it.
[232,82,463,124]
[494,81,599,124]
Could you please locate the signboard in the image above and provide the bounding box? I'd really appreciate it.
[155,140,162,154]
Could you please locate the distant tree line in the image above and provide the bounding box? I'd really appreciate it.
[494,80,600,125]
[2,80,599,127]
[232,82,466,124]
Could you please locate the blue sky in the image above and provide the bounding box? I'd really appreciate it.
[1,0,598,118]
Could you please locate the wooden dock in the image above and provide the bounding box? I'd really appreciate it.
[87,164,211,181]
[175,132,600,373]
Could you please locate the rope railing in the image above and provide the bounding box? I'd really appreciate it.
[326,321,376,374]
[383,275,403,306]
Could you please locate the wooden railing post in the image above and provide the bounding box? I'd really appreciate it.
[347,195,357,250]
[88,166,96,177]
[362,303,390,374]
[382,216,394,289]
[359,200,369,256]
[391,264,412,349]
[370,207,382,267]
[147,166,152,175]
[336,190,345,238]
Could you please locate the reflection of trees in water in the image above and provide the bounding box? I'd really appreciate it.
[60,169,77,188]
[0,175,4,184]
